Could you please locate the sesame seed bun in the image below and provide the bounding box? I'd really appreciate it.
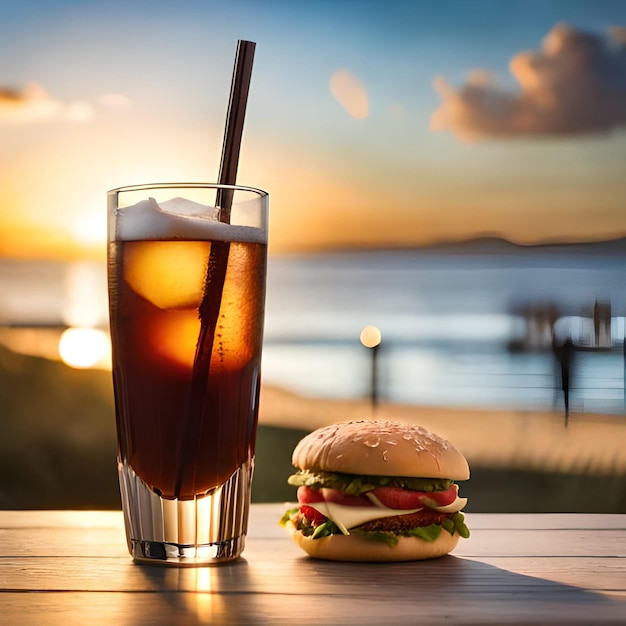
[290,527,461,562]
[292,419,470,480]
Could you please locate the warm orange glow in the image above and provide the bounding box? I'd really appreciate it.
[0,222,96,259]
[0,21,625,262]
[177,566,227,622]
[0,117,219,260]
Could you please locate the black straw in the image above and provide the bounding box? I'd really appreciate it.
[174,40,256,499]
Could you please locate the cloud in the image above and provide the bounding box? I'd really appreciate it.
[430,23,626,141]
[0,83,130,124]
[0,83,62,123]
[330,69,369,119]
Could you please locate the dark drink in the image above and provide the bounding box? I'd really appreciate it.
[108,239,266,500]
[107,184,268,564]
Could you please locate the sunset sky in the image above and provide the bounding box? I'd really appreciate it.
[1,0,626,258]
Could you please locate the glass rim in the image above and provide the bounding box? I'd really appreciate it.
[107,182,268,198]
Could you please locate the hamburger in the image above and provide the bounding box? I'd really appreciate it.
[280,419,470,562]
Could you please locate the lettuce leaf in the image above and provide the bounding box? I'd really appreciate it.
[452,512,470,538]
[287,470,452,495]
[353,531,399,547]
[405,524,442,542]
[311,520,342,539]
[279,506,299,527]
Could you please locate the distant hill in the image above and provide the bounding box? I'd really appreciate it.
[420,235,626,256]
[298,235,626,258]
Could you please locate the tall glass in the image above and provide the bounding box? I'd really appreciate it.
[107,183,268,565]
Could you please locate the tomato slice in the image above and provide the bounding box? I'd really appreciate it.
[299,505,327,525]
[319,488,374,507]
[298,484,459,511]
[297,486,325,504]
[297,486,374,507]
[370,484,458,510]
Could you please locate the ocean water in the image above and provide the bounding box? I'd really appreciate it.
[1,243,626,413]
[261,246,626,413]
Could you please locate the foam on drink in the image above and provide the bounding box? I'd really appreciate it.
[115,197,267,243]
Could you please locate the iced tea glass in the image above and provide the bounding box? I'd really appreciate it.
[107,183,268,565]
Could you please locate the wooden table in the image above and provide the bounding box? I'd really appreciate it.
[1,506,624,625]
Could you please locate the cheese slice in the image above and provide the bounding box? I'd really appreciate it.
[307,494,468,535]
[367,490,467,514]
[307,501,423,535]
[431,496,468,513]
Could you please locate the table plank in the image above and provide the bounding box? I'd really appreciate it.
[0,552,624,593]
[2,518,624,558]
[1,587,625,626]
[0,510,123,529]
[2,508,626,531]
[0,508,624,626]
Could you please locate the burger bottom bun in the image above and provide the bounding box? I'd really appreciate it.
[291,529,460,562]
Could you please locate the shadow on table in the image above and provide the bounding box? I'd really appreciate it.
[123,558,264,625]
[116,553,625,625]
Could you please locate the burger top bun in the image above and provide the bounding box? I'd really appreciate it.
[292,419,470,480]
[291,527,460,562]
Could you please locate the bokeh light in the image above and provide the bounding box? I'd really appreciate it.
[58,327,110,369]
[360,325,382,348]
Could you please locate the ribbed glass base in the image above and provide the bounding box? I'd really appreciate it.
[118,458,253,566]
[130,535,245,565]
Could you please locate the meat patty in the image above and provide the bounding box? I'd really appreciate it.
[356,510,452,533]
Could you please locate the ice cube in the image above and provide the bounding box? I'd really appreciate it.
[124,241,208,310]
[151,243,259,368]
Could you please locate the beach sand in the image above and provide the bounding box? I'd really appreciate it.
[259,385,626,476]
[256,387,626,512]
